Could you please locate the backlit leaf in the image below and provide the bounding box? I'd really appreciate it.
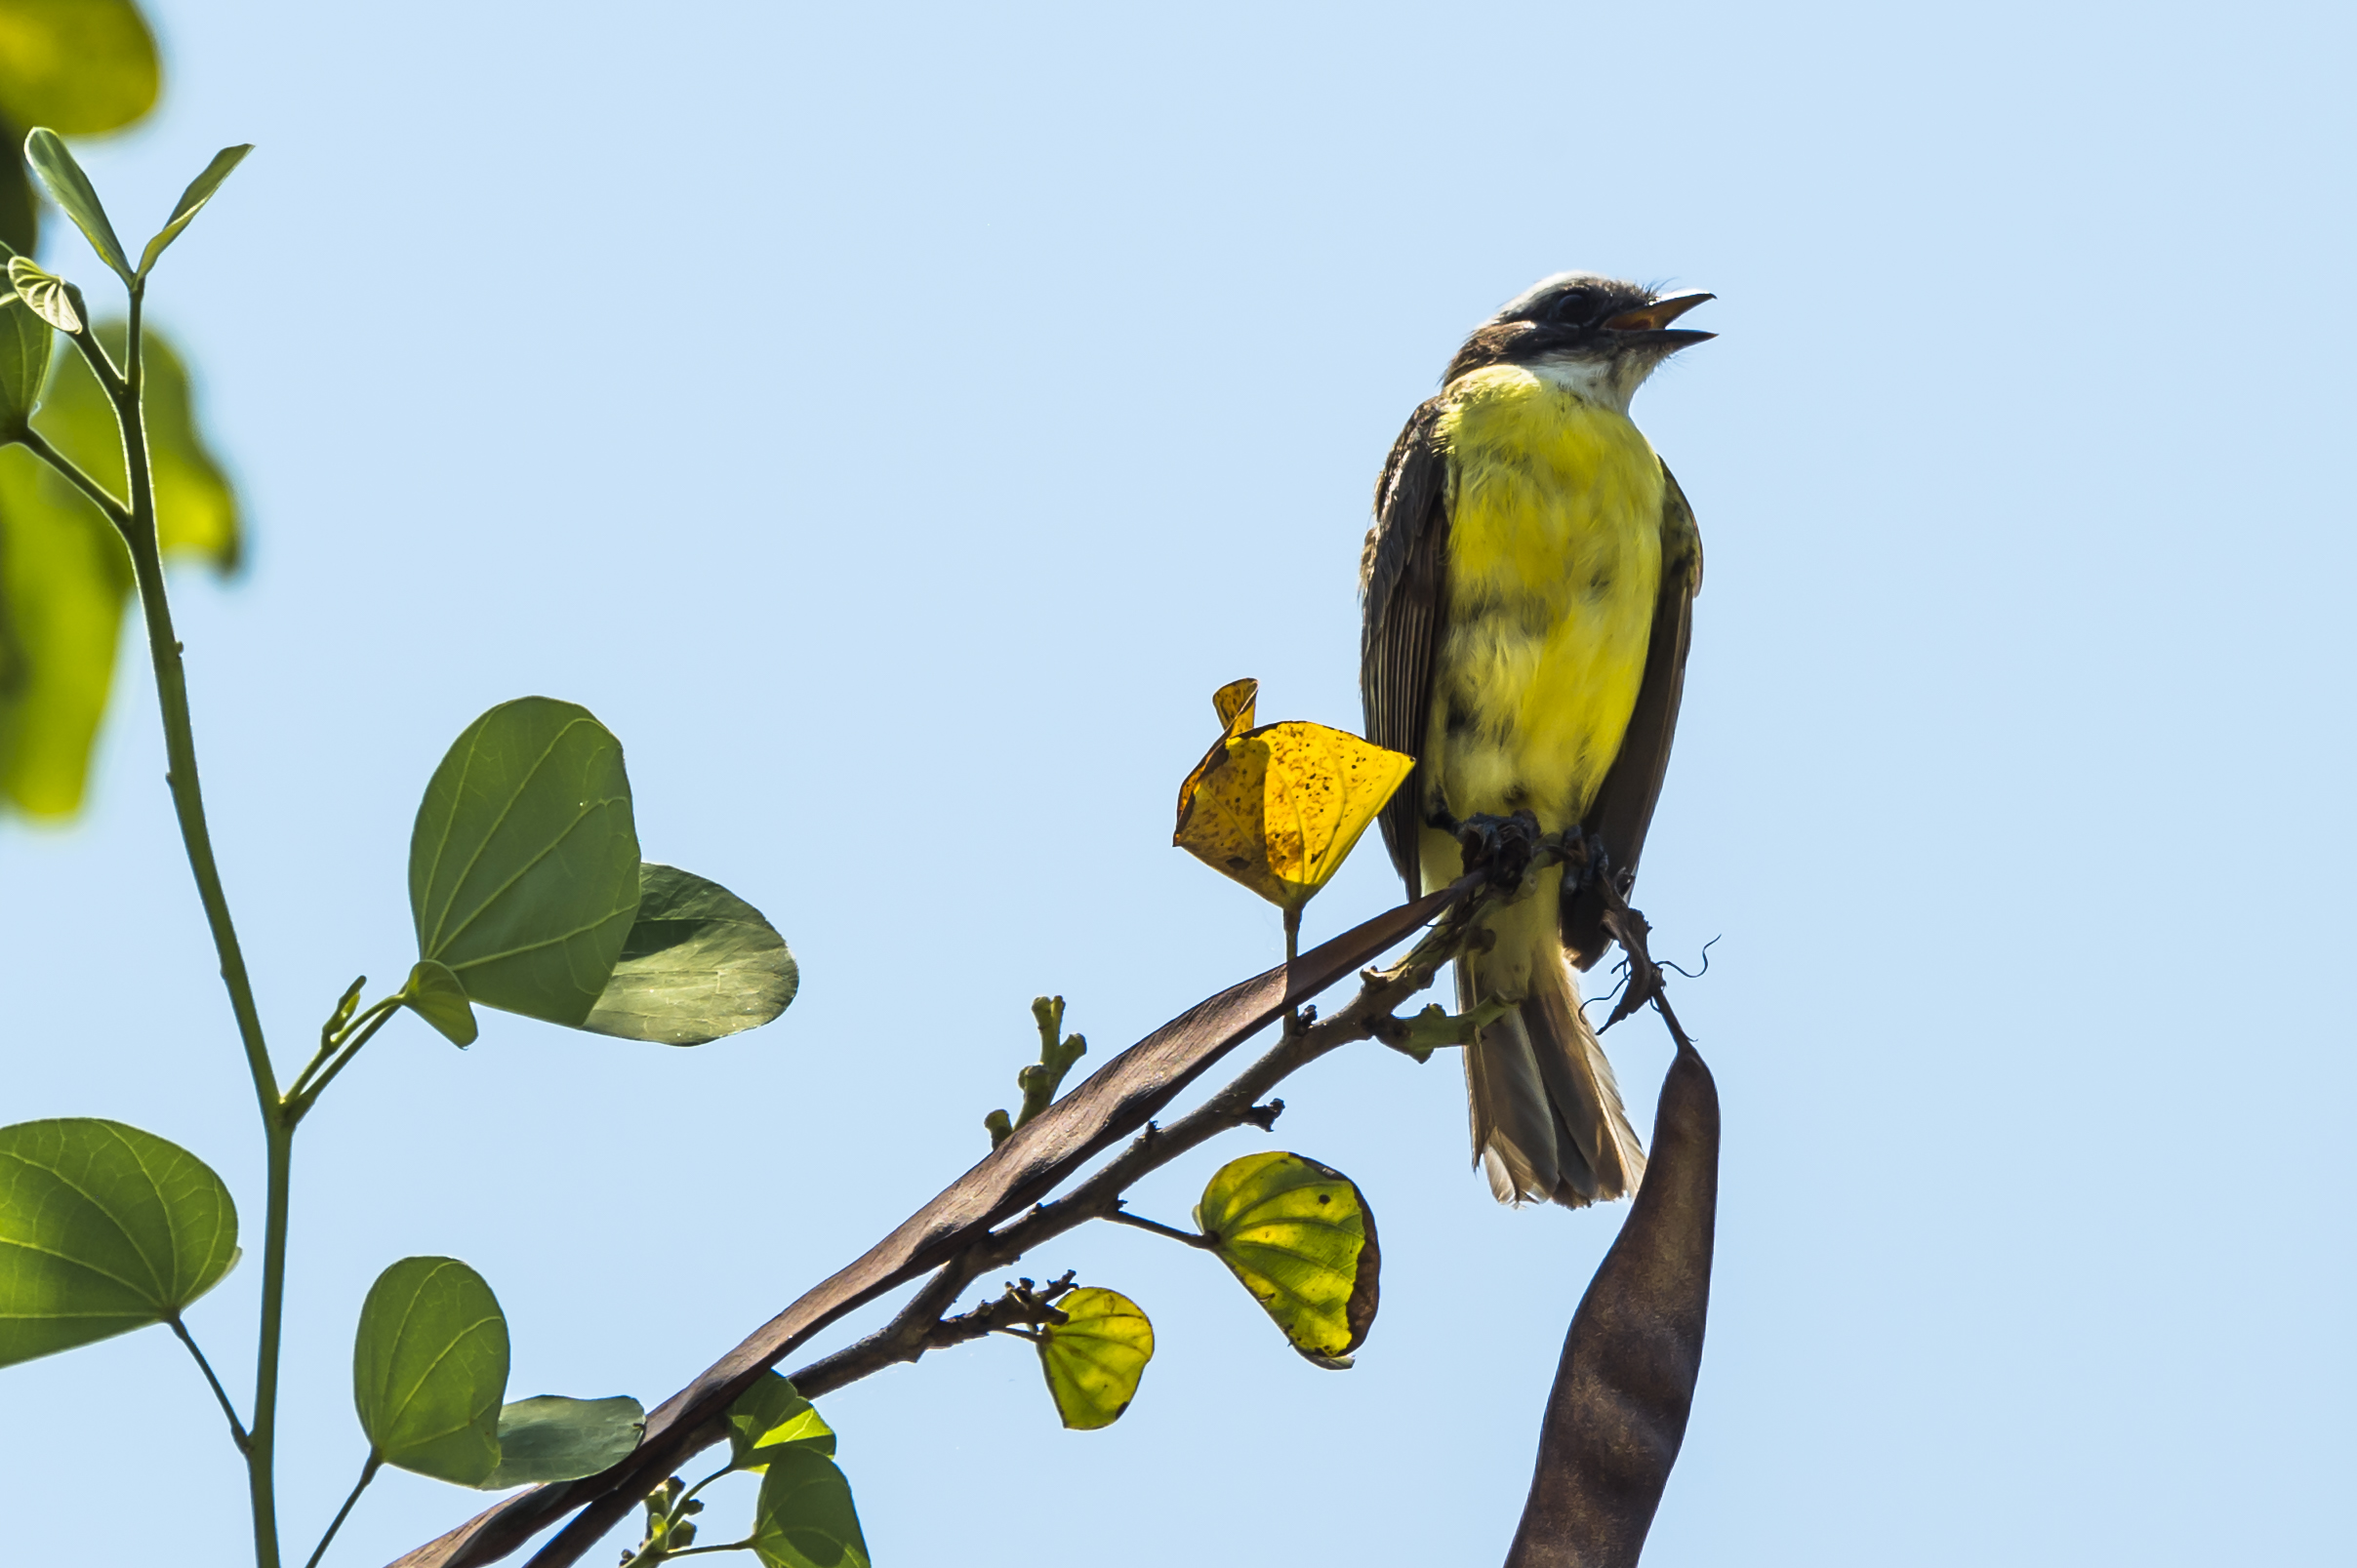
[408,698,640,1028]
[352,1257,509,1485]
[1194,1151,1379,1368]
[1172,676,1413,910]
[580,863,796,1046]
[24,127,128,280]
[8,253,74,332]
[726,1372,836,1470]
[0,1118,238,1367]
[475,1394,643,1489]
[401,958,477,1048]
[752,1446,869,1568]
[1035,1286,1153,1430]
[136,142,252,277]
[0,2,159,135]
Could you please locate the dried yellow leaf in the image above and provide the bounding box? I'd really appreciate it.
[1172,677,1414,910]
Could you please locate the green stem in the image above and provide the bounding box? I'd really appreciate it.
[287,996,402,1116]
[303,1453,382,1568]
[168,1314,250,1452]
[665,1544,756,1560]
[76,284,287,1568]
[1282,904,1303,1034]
[16,425,131,530]
[1105,1209,1211,1248]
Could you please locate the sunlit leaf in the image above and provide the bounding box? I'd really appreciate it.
[401,958,477,1048]
[24,127,128,280]
[408,698,641,1028]
[0,3,158,136]
[352,1257,509,1485]
[1194,1151,1379,1368]
[7,253,73,333]
[137,142,251,277]
[580,863,796,1046]
[0,321,239,818]
[726,1372,836,1470]
[474,1394,643,1489]
[752,1446,869,1568]
[1035,1286,1153,1430]
[0,1118,238,1367]
[1172,676,1414,910]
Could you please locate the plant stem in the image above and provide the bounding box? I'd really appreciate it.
[16,425,131,528]
[287,996,403,1117]
[64,287,290,1567]
[1104,1210,1210,1248]
[304,1453,383,1568]
[169,1314,251,1452]
[1282,904,1303,1034]
[664,1543,754,1561]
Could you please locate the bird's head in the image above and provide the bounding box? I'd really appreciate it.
[1444,272,1715,411]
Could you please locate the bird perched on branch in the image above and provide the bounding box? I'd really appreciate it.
[1361,273,1711,1208]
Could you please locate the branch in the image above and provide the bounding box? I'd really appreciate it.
[389,874,1487,1568]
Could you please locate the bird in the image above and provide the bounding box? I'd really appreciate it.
[1360,272,1711,1208]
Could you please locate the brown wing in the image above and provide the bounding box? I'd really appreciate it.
[1562,461,1703,969]
[1361,396,1452,902]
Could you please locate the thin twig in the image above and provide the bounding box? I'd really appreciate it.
[170,1315,250,1453]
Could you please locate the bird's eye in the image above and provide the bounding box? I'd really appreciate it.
[1551,290,1591,322]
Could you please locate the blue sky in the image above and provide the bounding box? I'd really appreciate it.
[2,1,2351,1563]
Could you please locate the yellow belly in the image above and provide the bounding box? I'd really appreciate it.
[1417,364,1662,898]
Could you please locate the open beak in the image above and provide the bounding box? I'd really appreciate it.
[1603,291,1715,350]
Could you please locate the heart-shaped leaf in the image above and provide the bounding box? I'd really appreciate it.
[400,958,477,1047]
[408,698,640,1028]
[23,128,129,281]
[1195,1151,1380,1368]
[1172,677,1414,910]
[352,1257,509,1485]
[137,142,252,277]
[474,1394,643,1489]
[8,255,78,334]
[1035,1286,1153,1430]
[752,1446,869,1568]
[0,1118,238,1366]
[580,864,796,1046]
[726,1372,836,1470]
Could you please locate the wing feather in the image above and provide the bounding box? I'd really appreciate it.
[1360,397,1452,901]
[1562,461,1703,968]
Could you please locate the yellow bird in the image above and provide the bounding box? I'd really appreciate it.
[1361,273,1711,1208]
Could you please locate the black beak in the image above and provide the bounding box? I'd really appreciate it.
[1602,291,1715,351]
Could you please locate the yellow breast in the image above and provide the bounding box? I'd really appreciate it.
[1422,364,1663,843]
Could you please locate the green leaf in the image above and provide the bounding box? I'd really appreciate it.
[0,257,50,431]
[400,958,477,1047]
[1194,1151,1380,1369]
[579,864,796,1046]
[0,3,159,136]
[136,143,252,277]
[726,1372,836,1470]
[1035,1286,1154,1429]
[1,320,240,819]
[7,254,75,333]
[352,1257,509,1485]
[752,1446,869,1568]
[408,698,641,1028]
[0,1118,238,1367]
[24,128,128,281]
[474,1394,643,1489]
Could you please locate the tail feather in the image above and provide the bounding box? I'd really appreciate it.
[1462,949,1646,1209]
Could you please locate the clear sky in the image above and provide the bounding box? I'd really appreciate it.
[2,1,2351,1563]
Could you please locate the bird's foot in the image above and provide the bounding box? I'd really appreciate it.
[1453,810,1544,892]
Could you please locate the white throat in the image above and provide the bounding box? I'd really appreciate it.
[1529,353,1648,416]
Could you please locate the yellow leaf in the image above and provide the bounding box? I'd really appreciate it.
[1194,1151,1380,1368]
[1035,1286,1154,1431]
[1171,677,1413,910]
